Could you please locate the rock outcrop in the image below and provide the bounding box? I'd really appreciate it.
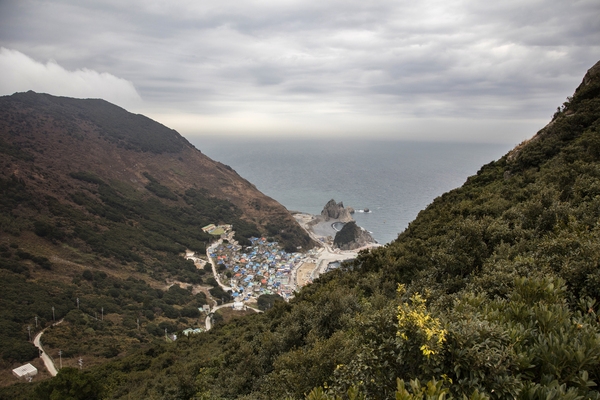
[321,199,353,222]
[333,221,376,250]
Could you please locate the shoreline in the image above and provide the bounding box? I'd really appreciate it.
[293,212,380,284]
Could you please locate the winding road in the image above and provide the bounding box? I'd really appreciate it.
[204,300,263,331]
[206,240,232,291]
[32,319,63,377]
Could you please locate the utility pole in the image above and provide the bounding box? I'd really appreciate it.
[58,350,62,369]
[34,316,38,328]
[52,306,55,322]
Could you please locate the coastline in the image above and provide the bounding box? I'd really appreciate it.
[183,212,381,309]
[293,212,380,286]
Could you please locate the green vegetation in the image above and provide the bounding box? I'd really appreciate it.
[257,293,284,310]
[3,65,600,399]
[0,264,208,368]
[1,167,272,284]
[35,367,102,400]
[209,285,233,305]
[0,89,313,393]
[265,219,312,251]
[143,172,178,200]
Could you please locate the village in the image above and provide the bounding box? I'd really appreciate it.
[13,215,373,380]
[195,207,379,309]
[201,223,324,302]
[212,237,321,300]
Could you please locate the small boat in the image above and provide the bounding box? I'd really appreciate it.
[363,208,370,213]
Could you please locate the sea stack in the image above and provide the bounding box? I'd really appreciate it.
[333,221,376,250]
[321,199,353,222]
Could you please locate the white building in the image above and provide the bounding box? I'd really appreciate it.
[12,363,37,379]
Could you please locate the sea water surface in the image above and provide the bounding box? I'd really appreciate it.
[193,139,513,245]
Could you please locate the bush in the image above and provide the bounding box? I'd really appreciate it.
[206,277,218,287]
[209,286,232,304]
[180,307,200,318]
[35,367,102,400]
[1,340,38,363]
[257,294,284,311]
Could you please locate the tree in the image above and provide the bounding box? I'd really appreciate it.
[35,367,102,400]
[257,293,284,311]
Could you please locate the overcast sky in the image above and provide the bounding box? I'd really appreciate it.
[0,0,598,143]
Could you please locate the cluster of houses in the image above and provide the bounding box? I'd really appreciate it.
[211,237,316,301]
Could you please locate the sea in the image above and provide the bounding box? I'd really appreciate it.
[192,138,514,245]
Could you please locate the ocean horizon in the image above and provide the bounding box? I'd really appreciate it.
[193,138,514,245]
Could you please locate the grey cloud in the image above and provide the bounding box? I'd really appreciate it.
[0,0,598,142]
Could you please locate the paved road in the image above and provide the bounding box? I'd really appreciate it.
[188,243,266,331]
[205,241,232,291]
[32,319,63,377]
[204,302,263,331]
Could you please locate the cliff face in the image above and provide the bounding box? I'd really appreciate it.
[321,199,353,222]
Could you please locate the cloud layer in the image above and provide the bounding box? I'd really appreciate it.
[0,0,598,142]
[0,48,141,110]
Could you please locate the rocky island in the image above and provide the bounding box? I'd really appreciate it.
[333,220,376,250]
[296,199,378,251]
[321,199,353,222]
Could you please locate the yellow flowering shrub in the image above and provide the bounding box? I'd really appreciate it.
[397,285,447,358]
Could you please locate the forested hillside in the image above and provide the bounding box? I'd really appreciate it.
[3,61,600,399]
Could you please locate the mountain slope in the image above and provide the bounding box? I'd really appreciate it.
[0,91,311,251]
[0,91,312,383]
[3,61,600,399]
